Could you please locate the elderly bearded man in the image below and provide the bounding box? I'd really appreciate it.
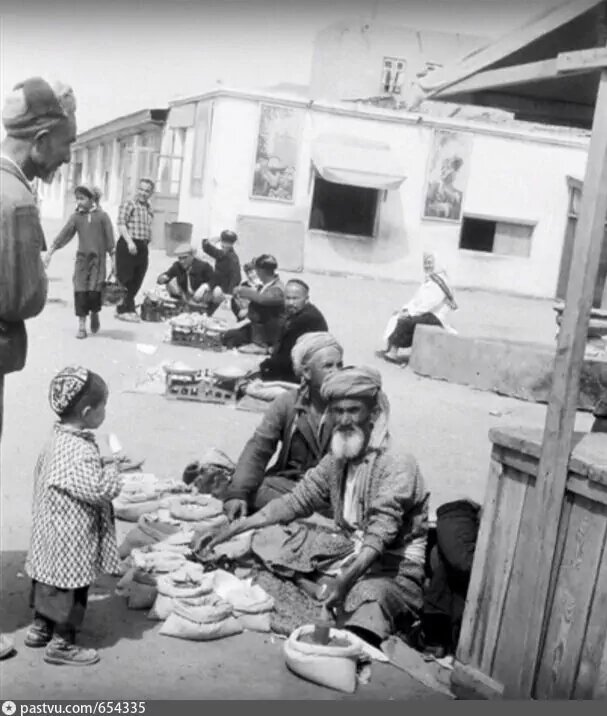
[0,77,77,660]
[210,366,429,646]
[223,332,344,521]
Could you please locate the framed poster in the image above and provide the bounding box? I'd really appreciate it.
[422,129,472,222]
[250,103,302,203]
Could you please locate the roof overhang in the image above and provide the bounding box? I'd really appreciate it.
[420,0,607,129]
[74,108,168,147]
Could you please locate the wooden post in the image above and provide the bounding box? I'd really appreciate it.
[520,67,607,697]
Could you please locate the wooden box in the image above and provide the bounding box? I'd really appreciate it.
[452,426,607,700]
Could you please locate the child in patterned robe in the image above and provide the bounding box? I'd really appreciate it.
[25,366,121,666]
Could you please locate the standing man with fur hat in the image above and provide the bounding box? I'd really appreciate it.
[0,76,77,659]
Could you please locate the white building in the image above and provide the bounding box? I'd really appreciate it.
[163,85,589,299]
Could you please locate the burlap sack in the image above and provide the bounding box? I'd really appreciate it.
[159,600,242,641]
[148,568,215,621]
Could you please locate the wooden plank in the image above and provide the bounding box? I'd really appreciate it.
[520,68,607,698]
[422,0,604,94]
[573,524,607,699]
[381,637,455,699]
[534,497,607,698]
[477,468,529,674]
[496,446,539,478]
[431,59,561,95]
[456,454,502,664]
[492,489,570,696]
[567,473,607,507]
[450,661,504,700]
[594,630,607,698]
[557,47,607,74]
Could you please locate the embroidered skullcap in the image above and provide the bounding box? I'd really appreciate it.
[320,365,382,402]
[49,366,90,416]
[2,77,76,139]
[291,332,343,378]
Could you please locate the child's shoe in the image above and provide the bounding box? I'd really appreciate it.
[43,636,99,666]
[24,620,53,648]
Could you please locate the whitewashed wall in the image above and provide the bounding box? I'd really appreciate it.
[173,92,589,298]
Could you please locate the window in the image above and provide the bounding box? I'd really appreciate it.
[309,175,379,238]
[459,216,534,257]
[381,57,406,95]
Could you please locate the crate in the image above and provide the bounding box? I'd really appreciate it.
[451,426,607,700]
[170,327,225,351]
[141,299,181,323]
[165,375,234,404]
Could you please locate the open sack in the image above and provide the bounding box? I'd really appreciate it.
[284,625,363,694]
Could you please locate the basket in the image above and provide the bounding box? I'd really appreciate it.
[102,274,127,307]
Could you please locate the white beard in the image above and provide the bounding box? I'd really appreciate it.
[331,427,366,460]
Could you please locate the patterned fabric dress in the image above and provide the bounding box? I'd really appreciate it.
[26,424,122,589]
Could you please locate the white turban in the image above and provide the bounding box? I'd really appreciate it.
[290,332,343,378]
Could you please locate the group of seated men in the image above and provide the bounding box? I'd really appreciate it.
[158,231,329,384]
[204,333,438,651]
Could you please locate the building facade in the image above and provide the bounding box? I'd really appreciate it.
[167,87,589,299]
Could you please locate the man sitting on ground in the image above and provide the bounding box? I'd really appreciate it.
[210,365,429,647]
[157,244,221,313]
[259,279,328,384]
[223,332,344,520]
[222,254,285,352]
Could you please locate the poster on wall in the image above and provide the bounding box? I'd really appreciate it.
[250,103,302,202]
[422,129,473,222]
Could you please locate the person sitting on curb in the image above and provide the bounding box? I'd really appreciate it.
[157,244,222,314]
[258,279,329,384]
[223,332,344,520]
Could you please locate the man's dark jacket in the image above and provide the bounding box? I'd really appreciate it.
[259,302,328,383]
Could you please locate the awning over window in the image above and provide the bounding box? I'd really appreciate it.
[311,134,406,191]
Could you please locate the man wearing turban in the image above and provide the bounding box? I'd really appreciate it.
[223,332,344,521]
[258,279,329,384]
[0,76,77,660]
[210,366,429,647]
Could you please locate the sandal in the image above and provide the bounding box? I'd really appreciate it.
[76,328,87,339]
[25,623,53,648]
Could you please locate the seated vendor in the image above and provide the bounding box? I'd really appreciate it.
[222,254,285,350]
[259,279,329,384]
[223,332,344,520]
[202,230,242,296]
[157,244,222,313]
[231,260,261,321]
[209,366,430,647]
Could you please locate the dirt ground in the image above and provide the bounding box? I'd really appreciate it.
[0,226,595,700]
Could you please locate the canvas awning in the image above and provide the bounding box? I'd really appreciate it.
[311,135,406,190]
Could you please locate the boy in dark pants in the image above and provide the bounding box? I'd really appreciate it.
[115,178,155,322]
[202,230,242,297]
